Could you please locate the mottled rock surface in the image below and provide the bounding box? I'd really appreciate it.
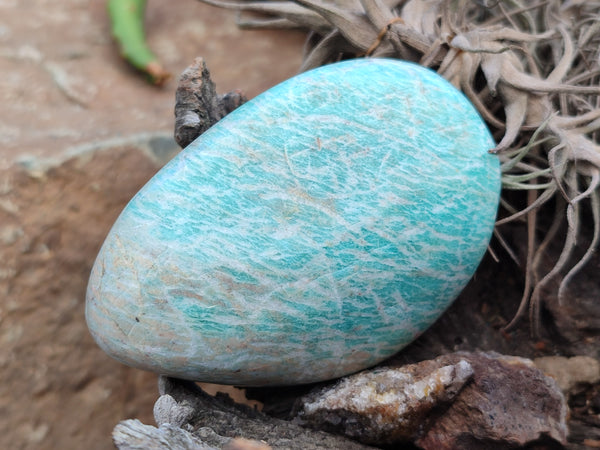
[414,352,568,449]
[296,359,473,445]
[293,352,567,448]
[86,59,500,385]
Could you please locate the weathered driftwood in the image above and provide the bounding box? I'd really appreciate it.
[114,420,217,450]
[113,376,375,450]
[174,57,247,149]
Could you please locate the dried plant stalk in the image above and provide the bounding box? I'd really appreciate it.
[196,0,600,335]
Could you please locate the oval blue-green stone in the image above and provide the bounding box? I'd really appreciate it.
[86,58,500,386]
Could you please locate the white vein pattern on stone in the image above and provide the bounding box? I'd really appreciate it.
[86,58,501,386]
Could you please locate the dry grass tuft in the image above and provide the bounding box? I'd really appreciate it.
[197,0,600,335]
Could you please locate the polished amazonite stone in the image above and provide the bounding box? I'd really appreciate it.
[86,58,500,386]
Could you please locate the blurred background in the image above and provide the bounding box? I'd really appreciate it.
[0,1,305,448]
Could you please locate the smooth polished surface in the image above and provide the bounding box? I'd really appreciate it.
[86,59,500,385]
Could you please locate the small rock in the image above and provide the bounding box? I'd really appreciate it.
[534,355,600,393]
[416,352,568,449]
[295,359,474,445]
[86,58,501,386]
[296,352,568,449]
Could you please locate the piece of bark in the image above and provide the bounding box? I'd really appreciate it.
[128,376,375,450]
[114,420,273,450]
[174,57,247,148]
[113,419,217,450]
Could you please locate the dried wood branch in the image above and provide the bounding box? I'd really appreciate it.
[174,57,247,148]
[115,376,376,450]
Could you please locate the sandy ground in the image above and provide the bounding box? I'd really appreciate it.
[0,1,304,448]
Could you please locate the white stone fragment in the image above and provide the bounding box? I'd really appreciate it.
[297,360,474,444]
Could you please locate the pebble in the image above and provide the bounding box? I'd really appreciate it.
[296,352,568,448]
[86,59,500,385]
